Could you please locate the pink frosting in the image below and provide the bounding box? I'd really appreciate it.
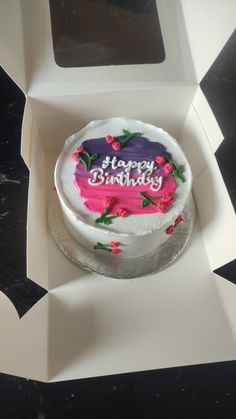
[74,175,176,214]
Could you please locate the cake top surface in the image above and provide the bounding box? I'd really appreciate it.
[55,117,192,236]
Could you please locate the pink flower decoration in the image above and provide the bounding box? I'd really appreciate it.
[111,248,121,255]
[105,135,115,144]
[117,207,128,217]
[175,215,184,225]
[52,185,57,192]
[161,193,175,205]
[110,241,120,248]
[112,141,121,151]
[77,146,84,154]
[165,225,175,235]
[155,155,165,165]
[157,202,168,214]
[72,151,78,161]
[164,162,174,173]
[103,196,115,209]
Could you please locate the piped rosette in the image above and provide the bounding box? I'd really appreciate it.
[94,196,129,225]
[165,215,184,235]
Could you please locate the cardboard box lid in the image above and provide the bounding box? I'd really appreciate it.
[1,1,235,96]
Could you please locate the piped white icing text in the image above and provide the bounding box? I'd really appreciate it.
[88,156,163,192]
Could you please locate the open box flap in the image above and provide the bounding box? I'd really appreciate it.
[0,2,26,92]
[181,0,236,82]
[0,291,49,382]
[2,1,235,96]
[21,97,33,168]
[192,89,223,152]
[179,98,236,272]
[215,274,236,340]
[1,242,236,383]
[0,0,193,96]
[19,0,196,96]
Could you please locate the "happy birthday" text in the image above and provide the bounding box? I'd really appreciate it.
[88,156,163,192]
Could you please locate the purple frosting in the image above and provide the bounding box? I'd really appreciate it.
[75,136,172,178]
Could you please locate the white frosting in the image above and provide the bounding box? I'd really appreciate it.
[54,118,192,258]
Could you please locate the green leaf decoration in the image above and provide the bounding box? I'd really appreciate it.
[122,129,142,137]
[94,243,102,249]
[173,169,185,183]
[103,218,112,225]
[94,209,119,225]
[105,214,119,222]
[149,201,157,207]
[94,217,103,224]
[141,199,149,207]
[121,129,143,146]
[80,149,98,171]
[102,208,109,217]
[178,165,185,175]
[166,157,186,183]
[139,191,160,208]
[94,242,111,252]
[179,173,185,182]
[99,242,110,249]
[78,155,89,171]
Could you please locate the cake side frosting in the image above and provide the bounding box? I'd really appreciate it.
[54,118,192,258]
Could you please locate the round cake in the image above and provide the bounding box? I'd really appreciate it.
[54,118,192,259]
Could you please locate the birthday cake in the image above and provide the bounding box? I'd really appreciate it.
[54,118,192,259]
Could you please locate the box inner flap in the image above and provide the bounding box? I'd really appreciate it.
[180,103,236,271]
[0,2,26,92]
[181,0,236,82]
[46,227,236,382]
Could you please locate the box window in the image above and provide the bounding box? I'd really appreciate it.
[49,0,165,67]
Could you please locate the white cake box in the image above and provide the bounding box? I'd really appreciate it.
[0,0,236,382]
